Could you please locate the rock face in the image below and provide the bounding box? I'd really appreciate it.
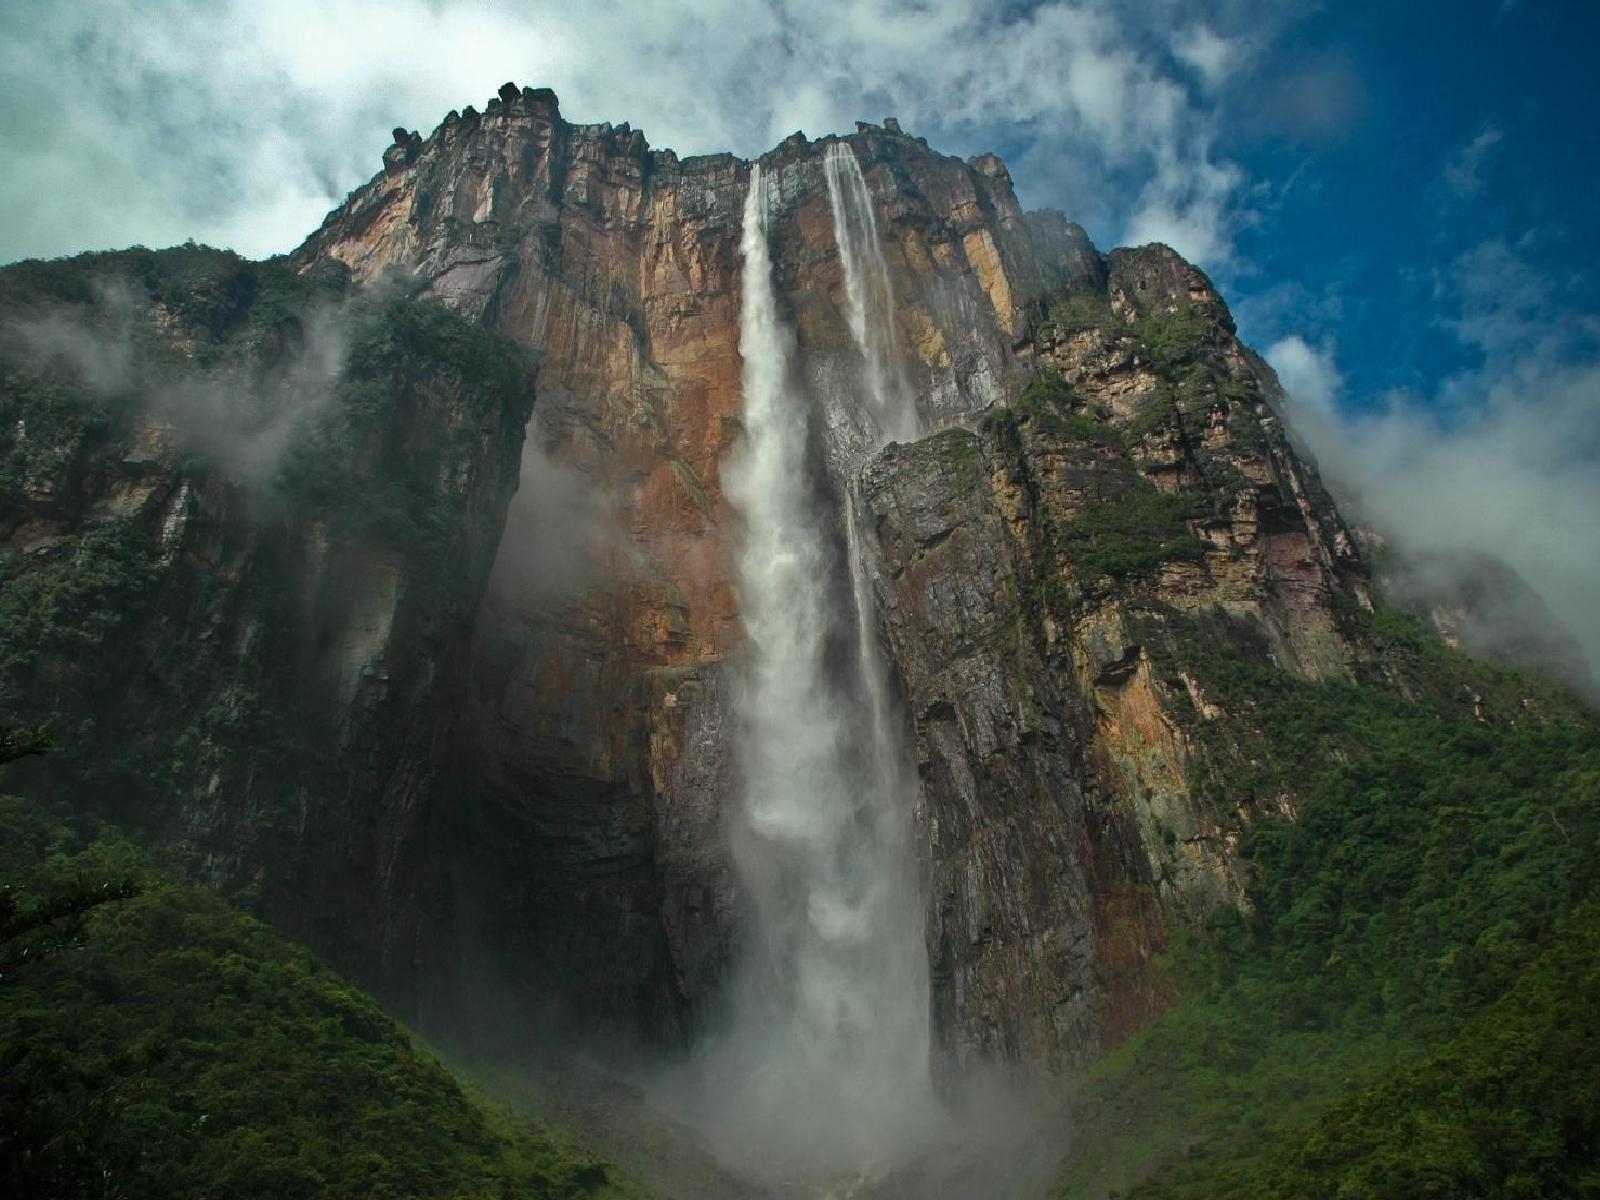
[1,86,1377,1070]
[0,249,535,1019]
[291,90,1099,1044]
[855,247,1371,1068]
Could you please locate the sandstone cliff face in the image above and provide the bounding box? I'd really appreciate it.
[287,85,1374,1061]
[855,246,1371,1067]
[292,89,1100,1041]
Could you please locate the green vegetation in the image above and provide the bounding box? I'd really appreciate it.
[0,794,614,1200]
[0,248,534,798]
[1234,914,1600,1200]
[1007,371,1125,447]
[897,425,985,480]
[1058,608,1600,1199]
[1056,486,1206,582]
[1047,290,1119,331]
[0,520,162,702]
[278,295,534,572]
[0,368,105,511]
[1135,305,1213,375]
[1122,394,1178,441]
[0,250,591,1197]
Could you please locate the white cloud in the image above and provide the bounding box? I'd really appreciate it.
[1443,123,1504,198]
[1270,241,1600,685]
[1266,333,1341,417]
[1172,25,1237,91]
[0,0,1279,268]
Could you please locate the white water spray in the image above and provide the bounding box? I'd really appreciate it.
[823,142,921,446]
[680,157,939,1184]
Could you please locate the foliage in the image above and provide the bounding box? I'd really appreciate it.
[277,297,533,571]
[0,722,55,766]
[0,797,613,1200]
[1258,910,1600,1200]
[1122,394,1178,441]
[1130,909,1600,1200]
[984,369,1126,457]
[0,249,534,786]
[1004,370,1126,447]
[0,366,106,510]
[1056,610,1600,1199]
[1056,486,1206,581]
[0,520,163,702]
[1047,291,1118,331]
[1136,306,1213,375]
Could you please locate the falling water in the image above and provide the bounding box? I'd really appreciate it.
[679,157,939,1185]
[822,141,921,446]
[827,142,927,981]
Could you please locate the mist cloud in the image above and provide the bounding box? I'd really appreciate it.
[1268,239,1600,690]
[1443,123,1504,199]
[4,282,351,489]
[487,415,625,605]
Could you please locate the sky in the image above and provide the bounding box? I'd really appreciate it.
[2,0,1596,676]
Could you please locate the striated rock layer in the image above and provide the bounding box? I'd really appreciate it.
[292,87,1103,1048]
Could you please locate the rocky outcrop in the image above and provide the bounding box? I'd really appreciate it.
[0,249,535,1020]
[853,246,1372,1067]
[288,84,1375,1060]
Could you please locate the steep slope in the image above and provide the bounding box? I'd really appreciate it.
[0,84,1385,1067]
[854,244,1373,1070]
[291,85,1100,1042]
[291,83,1368,1064]
[0,791,615,1200]
[1052,613,1600,1198]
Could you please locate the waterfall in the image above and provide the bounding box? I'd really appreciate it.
[680,157,938,1184]
[828,144,927,1001]
[823,141,921,446]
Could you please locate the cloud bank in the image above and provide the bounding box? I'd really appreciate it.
[0,0,1306,269]
[1269,238,1600,688]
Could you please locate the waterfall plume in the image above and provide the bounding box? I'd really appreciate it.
[669,155,939,1185]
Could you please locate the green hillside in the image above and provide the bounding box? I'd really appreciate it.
[1057,609,1600,1199]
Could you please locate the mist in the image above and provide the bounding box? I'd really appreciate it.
[486,412,625,606]
[1267,254,1600,696]
[3,276,352,491]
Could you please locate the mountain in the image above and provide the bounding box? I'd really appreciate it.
[283,84,1376,1067]
[2,83,1596,1199]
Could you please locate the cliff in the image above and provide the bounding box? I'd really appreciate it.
[8,81,1600,1200]
[291,88,1110,1047]
[292,85,1372,1065]
[0,247,535,1018]
[5,85,1369,1068]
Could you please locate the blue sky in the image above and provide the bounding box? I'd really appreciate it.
[1220,0,1600,407]
[1,0,1596,671]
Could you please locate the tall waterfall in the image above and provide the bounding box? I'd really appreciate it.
[681,156,938,1183]
[823,142,922,446]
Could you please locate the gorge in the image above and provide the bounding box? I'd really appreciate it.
[3,81,1598,1200]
